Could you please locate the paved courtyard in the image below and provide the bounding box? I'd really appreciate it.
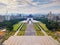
[3,36,60,45]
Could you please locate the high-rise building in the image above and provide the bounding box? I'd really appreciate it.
[47,12,53,20]
[0,15,5,22]
[47,12,60,25]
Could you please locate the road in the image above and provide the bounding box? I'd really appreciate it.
[25,21,36,36]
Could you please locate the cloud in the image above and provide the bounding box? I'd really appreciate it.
[0,0,60,14]
[0,2,7,8]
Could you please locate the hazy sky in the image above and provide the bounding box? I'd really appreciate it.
[0,0,60,14]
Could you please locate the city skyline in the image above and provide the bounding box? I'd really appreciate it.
[0,0,60,14]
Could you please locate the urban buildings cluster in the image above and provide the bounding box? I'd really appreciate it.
[0,12,60,23]
[46,12,60,24]
[0,14,27,22]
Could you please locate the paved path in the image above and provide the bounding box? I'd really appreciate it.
[25,21,36,36]
[3,36,60,45]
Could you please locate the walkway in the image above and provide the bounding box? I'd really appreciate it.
[25,21,36,36]
[3,36,60,45]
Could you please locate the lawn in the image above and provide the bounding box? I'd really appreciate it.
[34,23,44,36]
[13,22,22,31]
[39,22,59,41]
[17,23,27,36]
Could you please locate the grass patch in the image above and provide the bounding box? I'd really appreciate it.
[13,22,22,31]
[17,23,27,36]
[34,23,44,36]
[39,22,59,41]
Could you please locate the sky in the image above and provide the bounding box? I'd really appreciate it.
[0,0,60,14]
